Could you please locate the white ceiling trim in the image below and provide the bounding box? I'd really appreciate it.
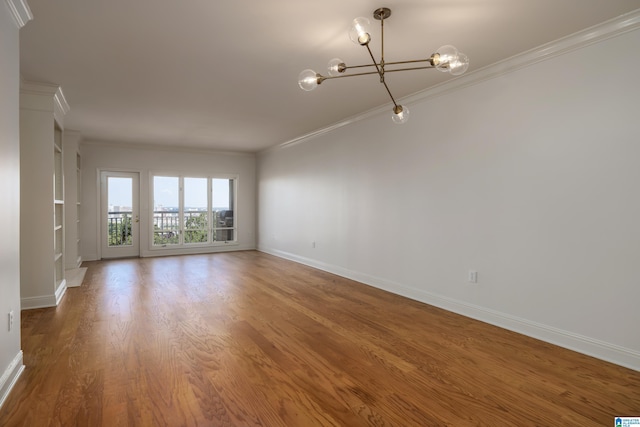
[80,139,257,158]
[5,0,32,28]
[264,8,640,155]
[406,7,640,103]
[20,80,70,127]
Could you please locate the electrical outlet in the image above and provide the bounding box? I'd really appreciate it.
[468,271,478,283]
[8,310,14,332]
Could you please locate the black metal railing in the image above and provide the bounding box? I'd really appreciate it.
[108,210,234,246]
[152,211,180,245]
[107,211,132,246]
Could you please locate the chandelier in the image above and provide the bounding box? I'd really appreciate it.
[298,7,469,124]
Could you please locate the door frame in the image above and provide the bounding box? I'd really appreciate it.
[98,170,141,259]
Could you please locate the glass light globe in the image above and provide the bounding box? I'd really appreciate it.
[327,58,346,77]
[391,105,410,124]
[349,17,371,45]
[434,45,460,73]
[449,52,469,76]
[298,69,319,91]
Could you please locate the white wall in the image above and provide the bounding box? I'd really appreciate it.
[80,142,256,260]
[0,0,26,409]
[258,23,640,370]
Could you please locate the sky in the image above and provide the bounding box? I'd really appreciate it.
[108,176,231,209]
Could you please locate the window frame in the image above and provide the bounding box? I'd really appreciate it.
[150,173,238,250]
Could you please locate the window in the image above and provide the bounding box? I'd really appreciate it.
[212,178,235,242]
[152,174,237,247]
[153,176,180,245]
[184,177,208,244]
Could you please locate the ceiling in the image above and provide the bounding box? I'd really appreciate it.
[19,0,640,153]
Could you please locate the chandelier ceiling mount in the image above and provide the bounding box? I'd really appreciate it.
[372,7,392,21]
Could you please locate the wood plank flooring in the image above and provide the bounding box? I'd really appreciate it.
[1,251,638,426]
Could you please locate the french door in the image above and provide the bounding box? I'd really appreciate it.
[100,171,140,258]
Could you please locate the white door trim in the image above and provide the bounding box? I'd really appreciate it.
[99,170,140,259]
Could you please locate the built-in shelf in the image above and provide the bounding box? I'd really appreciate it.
[20,81,70,309]
[62,135,82,273]
[75,152,81,269]
[54,124,65,294]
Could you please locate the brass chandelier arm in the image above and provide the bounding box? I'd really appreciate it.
[321,70,386,80]
[365,43,384,79]
[380,7,386,68]
[366,43,399,108]
[382,82,399,108]
[320,64,437,83]
[384,65,437,73]
[344,58,435,70]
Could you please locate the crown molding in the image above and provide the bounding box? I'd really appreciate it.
[402,8,640,107]
[53,86,71,123]
[20,80,70,127]
[264,8,640,155]
[81,139,256,158]
[5,0,32,28]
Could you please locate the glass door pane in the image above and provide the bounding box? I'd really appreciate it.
[107,177,133,247]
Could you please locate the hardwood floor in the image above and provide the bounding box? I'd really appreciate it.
[1,251,638,426]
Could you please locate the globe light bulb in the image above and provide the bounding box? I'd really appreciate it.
[449,52,469,76]
[298,69,319,91]
[434,45,460,73]
[327,58,346,77]
[392,105,410,124]
[349,17,371,45]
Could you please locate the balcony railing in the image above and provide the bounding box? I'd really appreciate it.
[154,211,181,245]
[107,210,234,246]
[107,211,132,246]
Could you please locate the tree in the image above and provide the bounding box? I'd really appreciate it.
[108,215,132,246]
[184,212,208,243]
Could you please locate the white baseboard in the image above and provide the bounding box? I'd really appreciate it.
[82,253,98,261]
[55,279,67,305]
[20,280,67,310]
[0,351,24,410]
[85,244,256,261]
[21,294,56,310]
[258,246,640,372]
[21,280,68,310]
[140,243,257,259]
